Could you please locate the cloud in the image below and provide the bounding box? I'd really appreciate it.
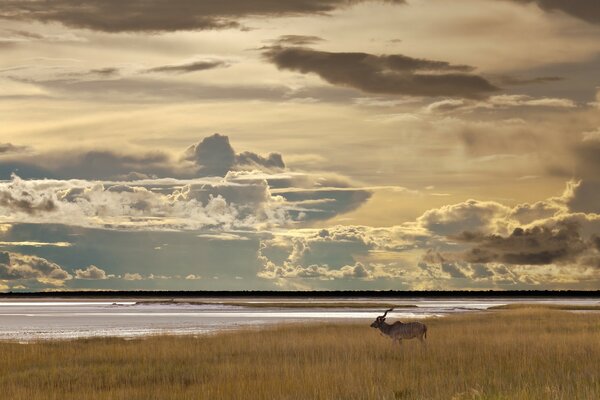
[453,222,591,265]
[183,133,285,177]
[0,171,373,231]
[0,143,29,155]
[123,272,143,281]
[0,241,71,247]
[0,251,72,286]
[263,46,498,98]
[416,199,513,236]
[196,232,249,241]
[0,28,85,45]
[0,148,175,180]
[424,94,577,114]
[0,134,286,180]
[0,0,405,32]
[438,261,468,279]
[272,35,325,46]
[74,265,109,280]
[508,0,600,25]
[89,67,119,77]
[144,60,229,74]
[414,182,600,274]
[563,180,600,214]
[0,185,56,215]
[489,95,576,108]
[257,225,426,282]
[0,132,378,231]
[497,75,564,86]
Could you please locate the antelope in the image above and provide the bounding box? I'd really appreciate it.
[370,308,427,345]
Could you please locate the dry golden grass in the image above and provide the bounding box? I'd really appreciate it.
[0,310,599,400]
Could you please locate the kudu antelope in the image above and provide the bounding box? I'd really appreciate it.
[370,308,427,345]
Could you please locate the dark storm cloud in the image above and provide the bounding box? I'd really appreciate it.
[509,0,600,25]
[0,0,405,32]
[455,223,589,265]
[183,133,285,177]
[263,46,498,98]
[144,60,229,74]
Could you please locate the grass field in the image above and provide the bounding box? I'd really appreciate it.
[0,309,599,399]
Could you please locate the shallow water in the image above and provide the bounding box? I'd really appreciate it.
[0,297,598,341]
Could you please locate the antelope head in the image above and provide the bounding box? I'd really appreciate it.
[370,308,394,328]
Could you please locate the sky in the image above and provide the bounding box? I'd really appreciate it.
[1,0,600,291]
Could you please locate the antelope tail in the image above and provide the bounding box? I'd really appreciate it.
[424,325,427,339]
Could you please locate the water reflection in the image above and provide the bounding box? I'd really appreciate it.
[0,298,597,341]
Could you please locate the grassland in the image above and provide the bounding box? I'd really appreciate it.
[1,309,599,400]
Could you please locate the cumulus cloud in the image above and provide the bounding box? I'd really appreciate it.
[414,181,600,281]
[183,134,285,177]
[254,181,598,287]
[123,272,143,281]
[74,265,109,280]
[454,223,590,265]
[563,180,600,214]
[0,251,72,286]
[0,170,373,231]
[416,199,513,236]
[263,46,498,99]
[0,184,56,215]
[257,225,427,281]
[0,134,289,182]
[0,0,405,32]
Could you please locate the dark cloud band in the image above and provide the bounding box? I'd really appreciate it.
[263,46,498,98]
[0,0,405,32]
